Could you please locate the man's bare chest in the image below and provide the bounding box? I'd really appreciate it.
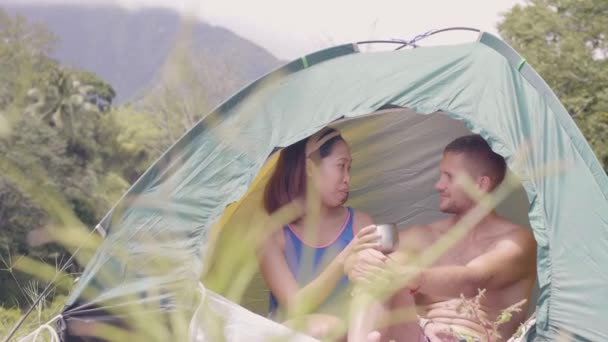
[432,239,494,267]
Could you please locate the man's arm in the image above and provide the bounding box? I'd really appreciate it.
[345,224,432,283]
[347,222,425,342]
[411,229,536,298]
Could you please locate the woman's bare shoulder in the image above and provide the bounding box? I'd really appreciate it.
[351,209,375,233]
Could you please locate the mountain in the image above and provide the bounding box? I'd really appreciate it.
[3,3,283,104]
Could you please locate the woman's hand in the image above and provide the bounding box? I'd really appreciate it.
[284,314,345,339]
[339,225,381,264]
[351,225,383,252]
[342,225,388,282]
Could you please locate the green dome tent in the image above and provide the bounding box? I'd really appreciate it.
[14,28,608,342]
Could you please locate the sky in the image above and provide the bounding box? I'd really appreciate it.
[9,0,524,59]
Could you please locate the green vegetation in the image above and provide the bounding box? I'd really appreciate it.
[0,9,211,313]
[499,0,608,170]
[0,0,606,340]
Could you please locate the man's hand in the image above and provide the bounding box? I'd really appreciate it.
[345,248,387,283]
[423,322,458,342]
[345,247,424,294]
[386,251,424,292]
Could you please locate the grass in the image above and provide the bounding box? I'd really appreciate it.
[456,289,527,342]
[0,288,67,341]
[1,97,563,342]
[0,12,575,342]
[1,139,551,342]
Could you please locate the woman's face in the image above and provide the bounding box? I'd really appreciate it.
[311,140,352,208]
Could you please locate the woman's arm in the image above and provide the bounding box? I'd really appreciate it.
[258,212,377,317]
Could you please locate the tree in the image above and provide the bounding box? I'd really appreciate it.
[0,8,57,113]
[138,16,242,150]
[106,105,164,183]
[23,65,117,162]
[0,8,129,308]
[498,0,608,171]
[137,17,211,148]
[0,114,71,307]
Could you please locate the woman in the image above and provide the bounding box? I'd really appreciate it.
[258,127,381,339]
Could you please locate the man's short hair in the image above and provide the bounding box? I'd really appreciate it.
[444,134,507,189]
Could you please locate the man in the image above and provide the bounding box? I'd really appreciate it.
[346,134,537,342]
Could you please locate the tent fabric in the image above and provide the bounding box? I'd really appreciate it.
[230,110,535,318]
[63,31,608,342]
[189,285,316,342]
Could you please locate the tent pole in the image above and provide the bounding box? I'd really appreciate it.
[3,226,102,342]
[356,26,481,50]
[2,267,70,342]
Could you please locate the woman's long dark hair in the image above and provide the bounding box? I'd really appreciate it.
[263,128,344,214]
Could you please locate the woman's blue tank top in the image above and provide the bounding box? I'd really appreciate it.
[268,207,354,318]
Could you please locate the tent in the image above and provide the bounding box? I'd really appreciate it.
[14,28,608,342]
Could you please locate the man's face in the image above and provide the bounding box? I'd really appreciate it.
[434,152,477,214]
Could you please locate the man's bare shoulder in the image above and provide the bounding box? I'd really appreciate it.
[486,217,537,265]
[397,221,444,251]
[491,217,536,246]
[467,217,537,288]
